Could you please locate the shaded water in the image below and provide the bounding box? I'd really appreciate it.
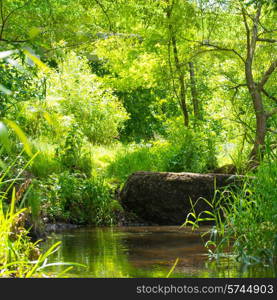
[42,226,276,278]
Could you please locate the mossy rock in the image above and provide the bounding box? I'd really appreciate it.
[120,171,243,225]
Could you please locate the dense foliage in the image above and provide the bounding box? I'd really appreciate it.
[0,0,276,276]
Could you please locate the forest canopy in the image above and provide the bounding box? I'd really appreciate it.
[0,0,276,167]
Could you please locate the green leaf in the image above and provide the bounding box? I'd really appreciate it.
[166,258,179,278]
[23,49,51,73]
[28,27,41,39]
[9,188,16,217]
[4,120,33,157]
[0,121,11,151]
[0,84,12,95]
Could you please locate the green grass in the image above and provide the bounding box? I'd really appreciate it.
[184,159,277,268]
[30,140,61,177]
[106,141,170,183]
[0,157,86,278]
[0,187,71,277]
[106,136,217,184]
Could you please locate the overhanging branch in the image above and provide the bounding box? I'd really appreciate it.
[257,38,277,43]
[0,38,28,43]
[258,59,277,89]
[261,88,277,103]
[182,37,245,63]
[202,42,245,63]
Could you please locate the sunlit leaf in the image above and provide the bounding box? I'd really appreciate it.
[43,112,55,126]
[28,27,41,39]
[0,159,6,169]
[6,58,24,71]
[9,188,16,217]
[0,121,10,150]
[23,49,51,73]
[0,50,17,59]
[4,120,33,157]
[0,84,12,95]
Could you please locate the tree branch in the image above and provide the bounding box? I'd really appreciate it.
[257,26,277,36]
[3,0,32,23]
[0,37,28,43]
[0,0,5,39]
[94,0,113,32]
[167,39,180,103]
[257,37,277,43]
[229,83,247,90]
[0,0,32,40]
[0,0,4,23]
[258,59,277,89]
[241,6,250,51]
[248,3,261,61]
[261,88,277,103]
[183,38,245,63]
[202,42,245,63]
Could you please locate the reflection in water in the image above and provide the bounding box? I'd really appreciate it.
[42,226,276,278]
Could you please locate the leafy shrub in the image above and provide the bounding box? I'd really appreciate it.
[116,88,167,142]
[45,51,128,144]
[17,51,128,145]
[0,154,81,278]
[37,172,118,225]
[0,51,44,119]
[30,141,61,177]
[164,117,218,172]
[55,124,92,176]
[107,119,218,183]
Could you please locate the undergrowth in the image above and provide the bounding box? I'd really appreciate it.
[184,160,277,269]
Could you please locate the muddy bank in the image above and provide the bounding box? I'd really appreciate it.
[120,171,242,225]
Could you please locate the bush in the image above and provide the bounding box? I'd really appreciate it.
[0,53,44,119]
[45,51,129,144]
[164,117,218,172]
[30,140,61,178]
[0,156,77,278]
[106,142,168,183]
[229,160,277,265]
[37,172,119,225]
[55,124,93,176]
[17,51,129,145]
[107,120,218,183]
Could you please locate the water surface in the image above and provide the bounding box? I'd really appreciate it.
[42,226,276,278]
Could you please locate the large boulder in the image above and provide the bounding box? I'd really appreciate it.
[120,171,242,225]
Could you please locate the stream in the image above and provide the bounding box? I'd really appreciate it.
[42,226,276,278]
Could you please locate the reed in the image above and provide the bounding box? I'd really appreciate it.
[184,161,277,269]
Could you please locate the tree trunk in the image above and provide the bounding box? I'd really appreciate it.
[249,91,267,165]
[171,35,189,127]
[243,4,266,167]
[245,62,267,167]
[166,1,189,127]
[188,61,201,120]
